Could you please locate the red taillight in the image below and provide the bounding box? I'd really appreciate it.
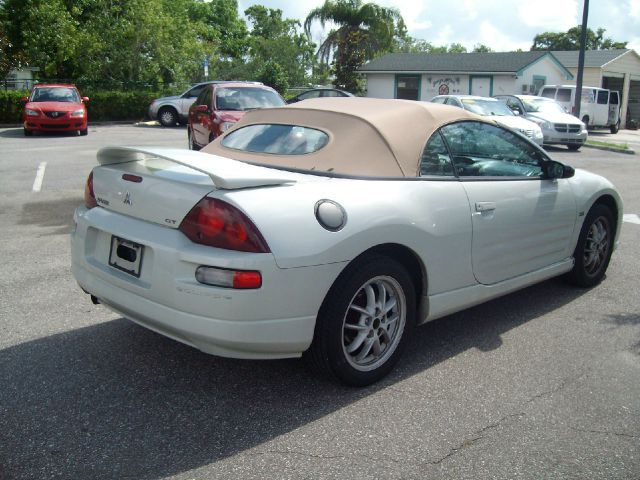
[195,266,262,289]
[84,171,98,209]
[180,198,270,253]
[233,270,262,289]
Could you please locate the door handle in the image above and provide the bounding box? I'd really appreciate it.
[475,202,496,212]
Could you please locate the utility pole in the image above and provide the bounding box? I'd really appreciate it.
[574,0,589,119]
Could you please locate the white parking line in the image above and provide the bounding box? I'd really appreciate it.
[32,161,47,192]
[623,214,640,225]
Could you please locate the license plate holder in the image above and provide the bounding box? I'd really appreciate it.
[109,236,144,277]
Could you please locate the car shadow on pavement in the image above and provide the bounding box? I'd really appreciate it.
[0,277,592,479]
[18,196,81,236]
[544,145,580,154]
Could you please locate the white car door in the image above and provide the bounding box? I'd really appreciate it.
[439,121,577,285]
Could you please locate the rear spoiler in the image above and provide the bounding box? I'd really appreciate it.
[97,146,297,190]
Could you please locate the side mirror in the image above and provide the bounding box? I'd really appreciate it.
[196,104,209,113]
[544,161,574,179]
[82,96,90,103]
[563,165,575,178]
[20,96,28,106]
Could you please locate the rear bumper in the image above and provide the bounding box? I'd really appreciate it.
[71,206,346,359]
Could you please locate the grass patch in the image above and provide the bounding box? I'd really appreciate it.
[586,139,630,150]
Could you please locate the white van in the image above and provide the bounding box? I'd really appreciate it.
[539,85,621,133]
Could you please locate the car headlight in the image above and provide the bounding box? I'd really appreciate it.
[70,109,85,117]
[221,121,236,132]
[25,108,39,117]
[530,118,551,130]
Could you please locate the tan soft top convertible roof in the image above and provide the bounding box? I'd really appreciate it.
[202,97,484,177]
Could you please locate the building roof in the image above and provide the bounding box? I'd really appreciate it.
[550,49,630,68]
[203,97,485,178]
[359,51,561,74]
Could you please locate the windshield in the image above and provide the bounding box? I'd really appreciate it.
[522,98,566,114]
[461,99,513,116]
[215,87,285,111]
[30,87,80,103]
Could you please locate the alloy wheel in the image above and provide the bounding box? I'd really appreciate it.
[342,275,406,372]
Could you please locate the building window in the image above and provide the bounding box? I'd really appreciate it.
[396,75,420,100]
[532,75,546,95]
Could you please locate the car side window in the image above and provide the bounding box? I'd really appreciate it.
[506,98,523,114]
[440,121,544,178]
[197,87,212,109]
[431,97,446,104]
[185,85,206,98]
[597,90,608,104]
[420,132,455,176]
[299,90,321,100]
[445,98,461,108]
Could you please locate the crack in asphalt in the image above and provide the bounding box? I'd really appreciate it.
[425,372,587,467]
[425,412,525,466]
[568,427,639,439]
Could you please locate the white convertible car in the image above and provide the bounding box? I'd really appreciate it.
[71,98,622,386]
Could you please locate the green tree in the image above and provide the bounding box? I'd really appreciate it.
[245,5,315,87]
[0,0,211,84]
[304,0,405,92]
[472,44,492,53]
[393,38,475,54]
[531,26,627,51]
[1,0,79,78]
[256,60,289,93]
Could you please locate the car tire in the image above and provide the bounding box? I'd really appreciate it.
[79,128,88,136]
[567,144,581,151]
[565,203,615,288]
[23,128,32,136]
[582,116,591,130]
[188,129,199,151]
[305,254,415,386]
[158,107,178,127]
[610,120,620,134]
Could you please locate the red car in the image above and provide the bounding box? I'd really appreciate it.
[187,82,285,150]
[21,84,89,136]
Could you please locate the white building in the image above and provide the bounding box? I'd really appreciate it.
[359,49,640,128]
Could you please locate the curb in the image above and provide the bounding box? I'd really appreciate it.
[582,143,636,155]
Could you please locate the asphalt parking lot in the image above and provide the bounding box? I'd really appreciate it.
[0,124,639,480]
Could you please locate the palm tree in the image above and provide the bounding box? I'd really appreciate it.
[304,0,404,91]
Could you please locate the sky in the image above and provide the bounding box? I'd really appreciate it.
[236,0,640,53]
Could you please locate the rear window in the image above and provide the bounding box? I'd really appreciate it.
[221,124,329,155]
[610,92,619,104]
[215,87,284,111]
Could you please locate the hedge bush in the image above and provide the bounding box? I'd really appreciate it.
[0,88,182,124]
[0,90,29,123]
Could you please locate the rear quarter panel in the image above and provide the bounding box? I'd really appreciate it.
[217,177,477,296]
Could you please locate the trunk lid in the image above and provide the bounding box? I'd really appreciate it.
[92,147,298,228]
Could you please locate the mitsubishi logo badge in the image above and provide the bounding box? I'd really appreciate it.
[123,192,132,205]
